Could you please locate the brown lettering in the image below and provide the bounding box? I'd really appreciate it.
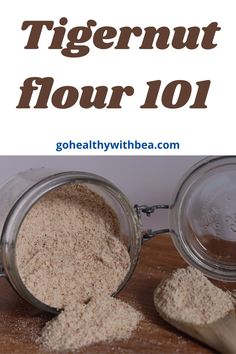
[115,27,142,49]
[22,21,54,48]
[172,27,200,49]
[201,22,221,49]
[107,86,134,108]
[190,80,210,108]
[140,27,170,49]
[93,27,117,49]
[16,77,54,108]
[52,86,79,108]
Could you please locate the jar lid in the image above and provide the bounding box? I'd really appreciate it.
[169,156,236,281]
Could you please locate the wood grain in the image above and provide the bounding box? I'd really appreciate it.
[0,234,234,354]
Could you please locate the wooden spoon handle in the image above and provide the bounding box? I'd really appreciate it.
[204,311,236,354]
[158,309,236,353]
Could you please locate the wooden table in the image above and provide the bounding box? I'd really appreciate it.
[0,234,233,354]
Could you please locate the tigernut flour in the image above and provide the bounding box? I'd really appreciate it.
[154,266,234,325]
[16,183,142,351]
[40,295,141,351]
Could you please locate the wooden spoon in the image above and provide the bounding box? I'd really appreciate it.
[154,292,236,353]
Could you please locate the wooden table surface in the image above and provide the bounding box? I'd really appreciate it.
[0,234,234,354]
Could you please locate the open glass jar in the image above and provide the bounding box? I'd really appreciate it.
[0,168,142,314]
[0,156,236,314]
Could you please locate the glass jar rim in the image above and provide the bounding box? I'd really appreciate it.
[1,170,141,313]
[169,155,236,281]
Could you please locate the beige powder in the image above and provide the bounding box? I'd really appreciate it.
[16,183,142,351]
[16,183,129,308]
[39,295,142,351]
[154,266,234,325]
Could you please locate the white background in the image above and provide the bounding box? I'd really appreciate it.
[0,0,235,155]
[0,155,203,229]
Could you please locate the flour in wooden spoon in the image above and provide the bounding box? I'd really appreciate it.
[154,266,234,325]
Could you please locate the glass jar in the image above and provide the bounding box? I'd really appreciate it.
[0,156,236,314]
[169,155,236,281]
[0,168,141,314]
